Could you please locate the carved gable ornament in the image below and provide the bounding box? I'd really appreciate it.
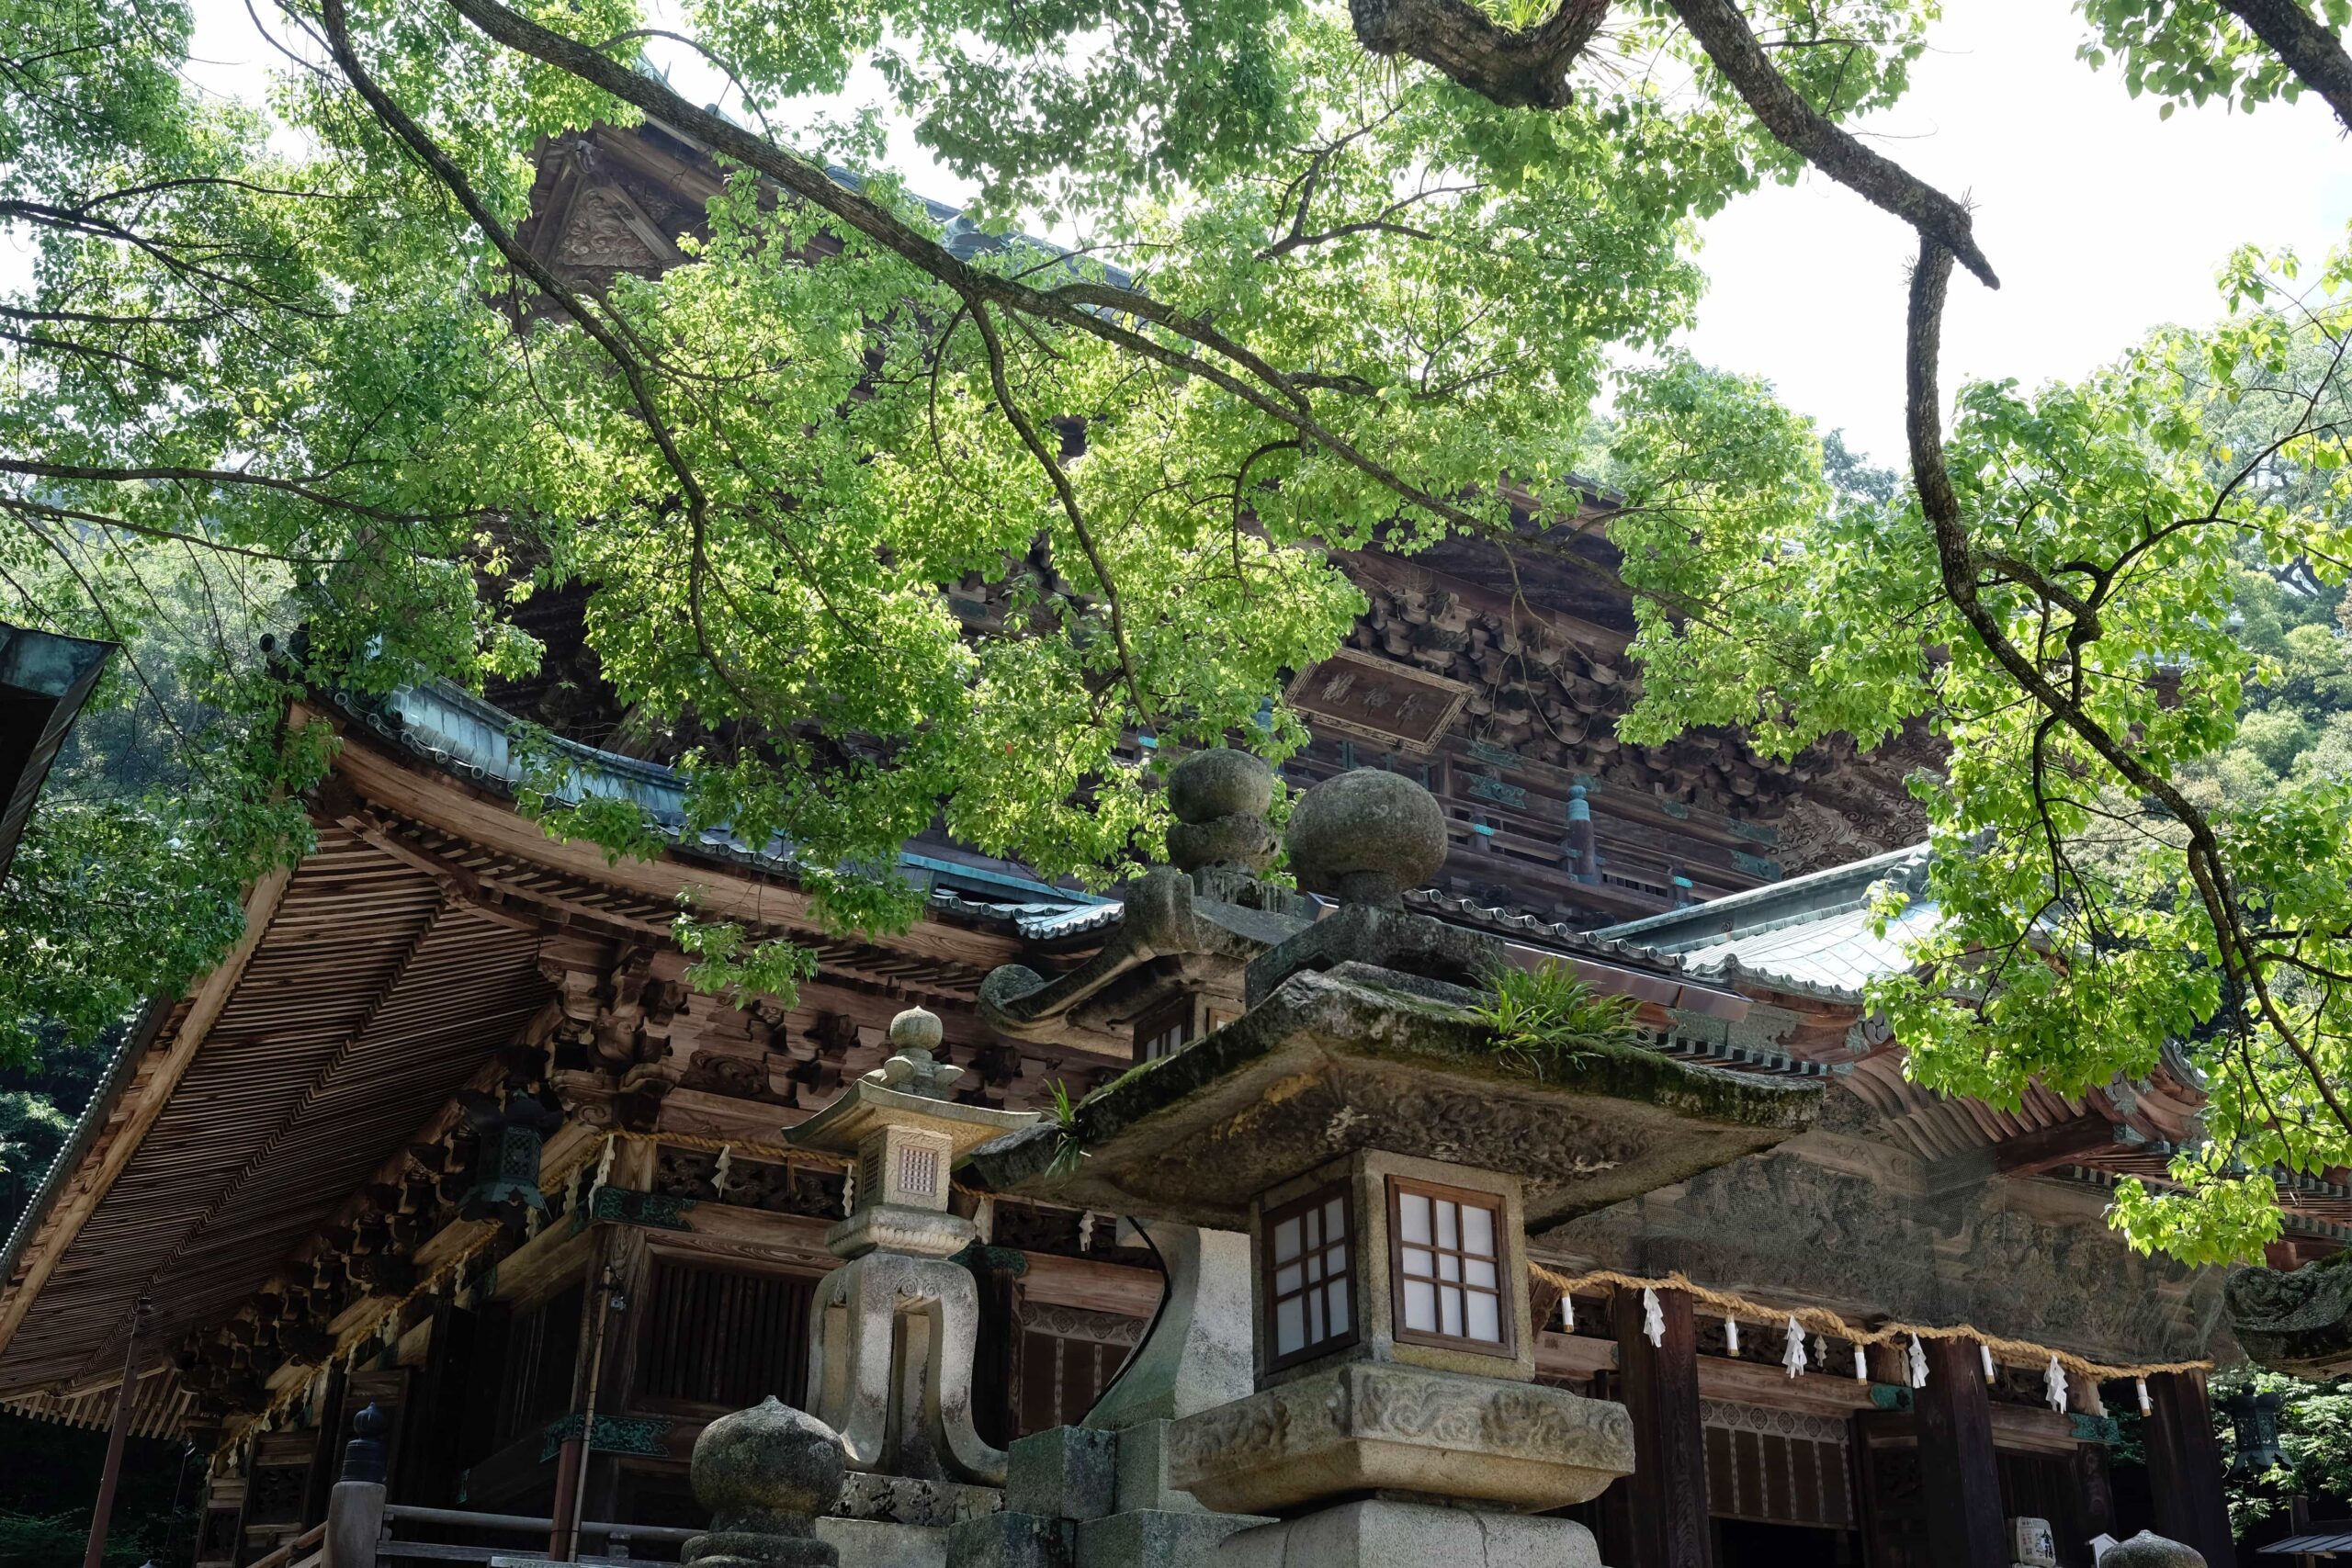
[554,185,685,273]
[1286,648,1473,755]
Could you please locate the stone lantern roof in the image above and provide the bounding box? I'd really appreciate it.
[967,768,1817,1232]
[965,957,1814,1231]
[784,1006,1035,1162]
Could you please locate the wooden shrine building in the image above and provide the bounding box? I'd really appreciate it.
[0,114,2318,1568]
[0,661,2300,1568]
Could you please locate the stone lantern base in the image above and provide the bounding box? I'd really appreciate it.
[1215,1499,1602,1568]
[946,1421,1271,1568]
[1164,1363,1630,1517]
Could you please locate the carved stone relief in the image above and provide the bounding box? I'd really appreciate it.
[1545,1145,2226,1361]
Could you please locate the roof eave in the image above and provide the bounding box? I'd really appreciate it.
[0,995,172,1368]
[0,623,115,883]
[1589,841,1931,952]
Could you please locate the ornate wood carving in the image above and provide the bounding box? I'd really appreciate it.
[1549,1146,2220,1363]
[1287,648,1474,753]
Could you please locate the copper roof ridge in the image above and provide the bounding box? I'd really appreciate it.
[1589,841,1932,949]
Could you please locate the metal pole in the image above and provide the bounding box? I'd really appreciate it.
[547,1239,615,1565]
[564,1261,620,1561]
[84,1297,153,1568]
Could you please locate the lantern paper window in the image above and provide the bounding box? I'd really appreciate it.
[1265,1185,1355,1366]
[1391,1179,1507,1351]
[1136,997,1193,1062]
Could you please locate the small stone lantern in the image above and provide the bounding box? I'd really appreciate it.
[682,1395,846,1568]
[786,1007,1035,1484]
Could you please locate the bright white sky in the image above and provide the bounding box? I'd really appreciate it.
[1678,0,2352,465]
[171,0,2352,468]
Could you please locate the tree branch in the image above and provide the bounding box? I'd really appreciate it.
[0,493,347,563]
[1905,234,2352,1140]
[0,458,457,525]
[435,0,1521,543]
[968,299,1153,721]
[1347,0,1611,110]
[311,0,784,713]
[2221,0,2352,130]
[1661,0,1997,288]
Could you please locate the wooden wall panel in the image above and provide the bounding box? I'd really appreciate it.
[634,1259,813,1413]
[494,1280,582,1451]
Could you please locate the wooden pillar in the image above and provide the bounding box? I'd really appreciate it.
[300,1367,350,1529]
[2145,1371,2233,1566]
[958,1242,1026,1450]
[82,1301,149,1568]
[548,1232,613,1564]
[402,1301,475,1508]
[581,1232,650,1530]
[1914,1337,2006,1568]
[1614,1285,1711,1568]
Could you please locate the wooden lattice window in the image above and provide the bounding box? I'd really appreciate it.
[1702,1401,1856,1529]
[242,1465,308,1529]
[493,1280,582,1448]
[1263,1183,1356,1370]
[1387,1177,1509,1354]
[196,1504,241,1567]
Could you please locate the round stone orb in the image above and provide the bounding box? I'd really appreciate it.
[888,1005,944,1054]
[690,1395,845,1529]
[1285,768,1447,906]
[2100,1533,2206,1568]
[1167,749,1274,825]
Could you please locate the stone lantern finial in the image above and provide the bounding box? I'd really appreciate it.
[888,1006,943,1053]
[1283,768,1447,908]
[1166,749,1277,881]
[1240,766,1494,1007]
[861,1005,959,1100]
[682,1395,846,1568]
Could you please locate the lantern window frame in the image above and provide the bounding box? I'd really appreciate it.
[1385,1175,1513,1359]
[1261,1179,1361,1371]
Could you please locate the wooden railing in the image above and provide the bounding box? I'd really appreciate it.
[376,1505,698,1567]
[247,1522,326,1568]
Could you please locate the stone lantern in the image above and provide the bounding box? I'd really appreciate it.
[967,767,1819,1565]
[2099,1533,2207,1567]
[786,1006,1036,1485]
